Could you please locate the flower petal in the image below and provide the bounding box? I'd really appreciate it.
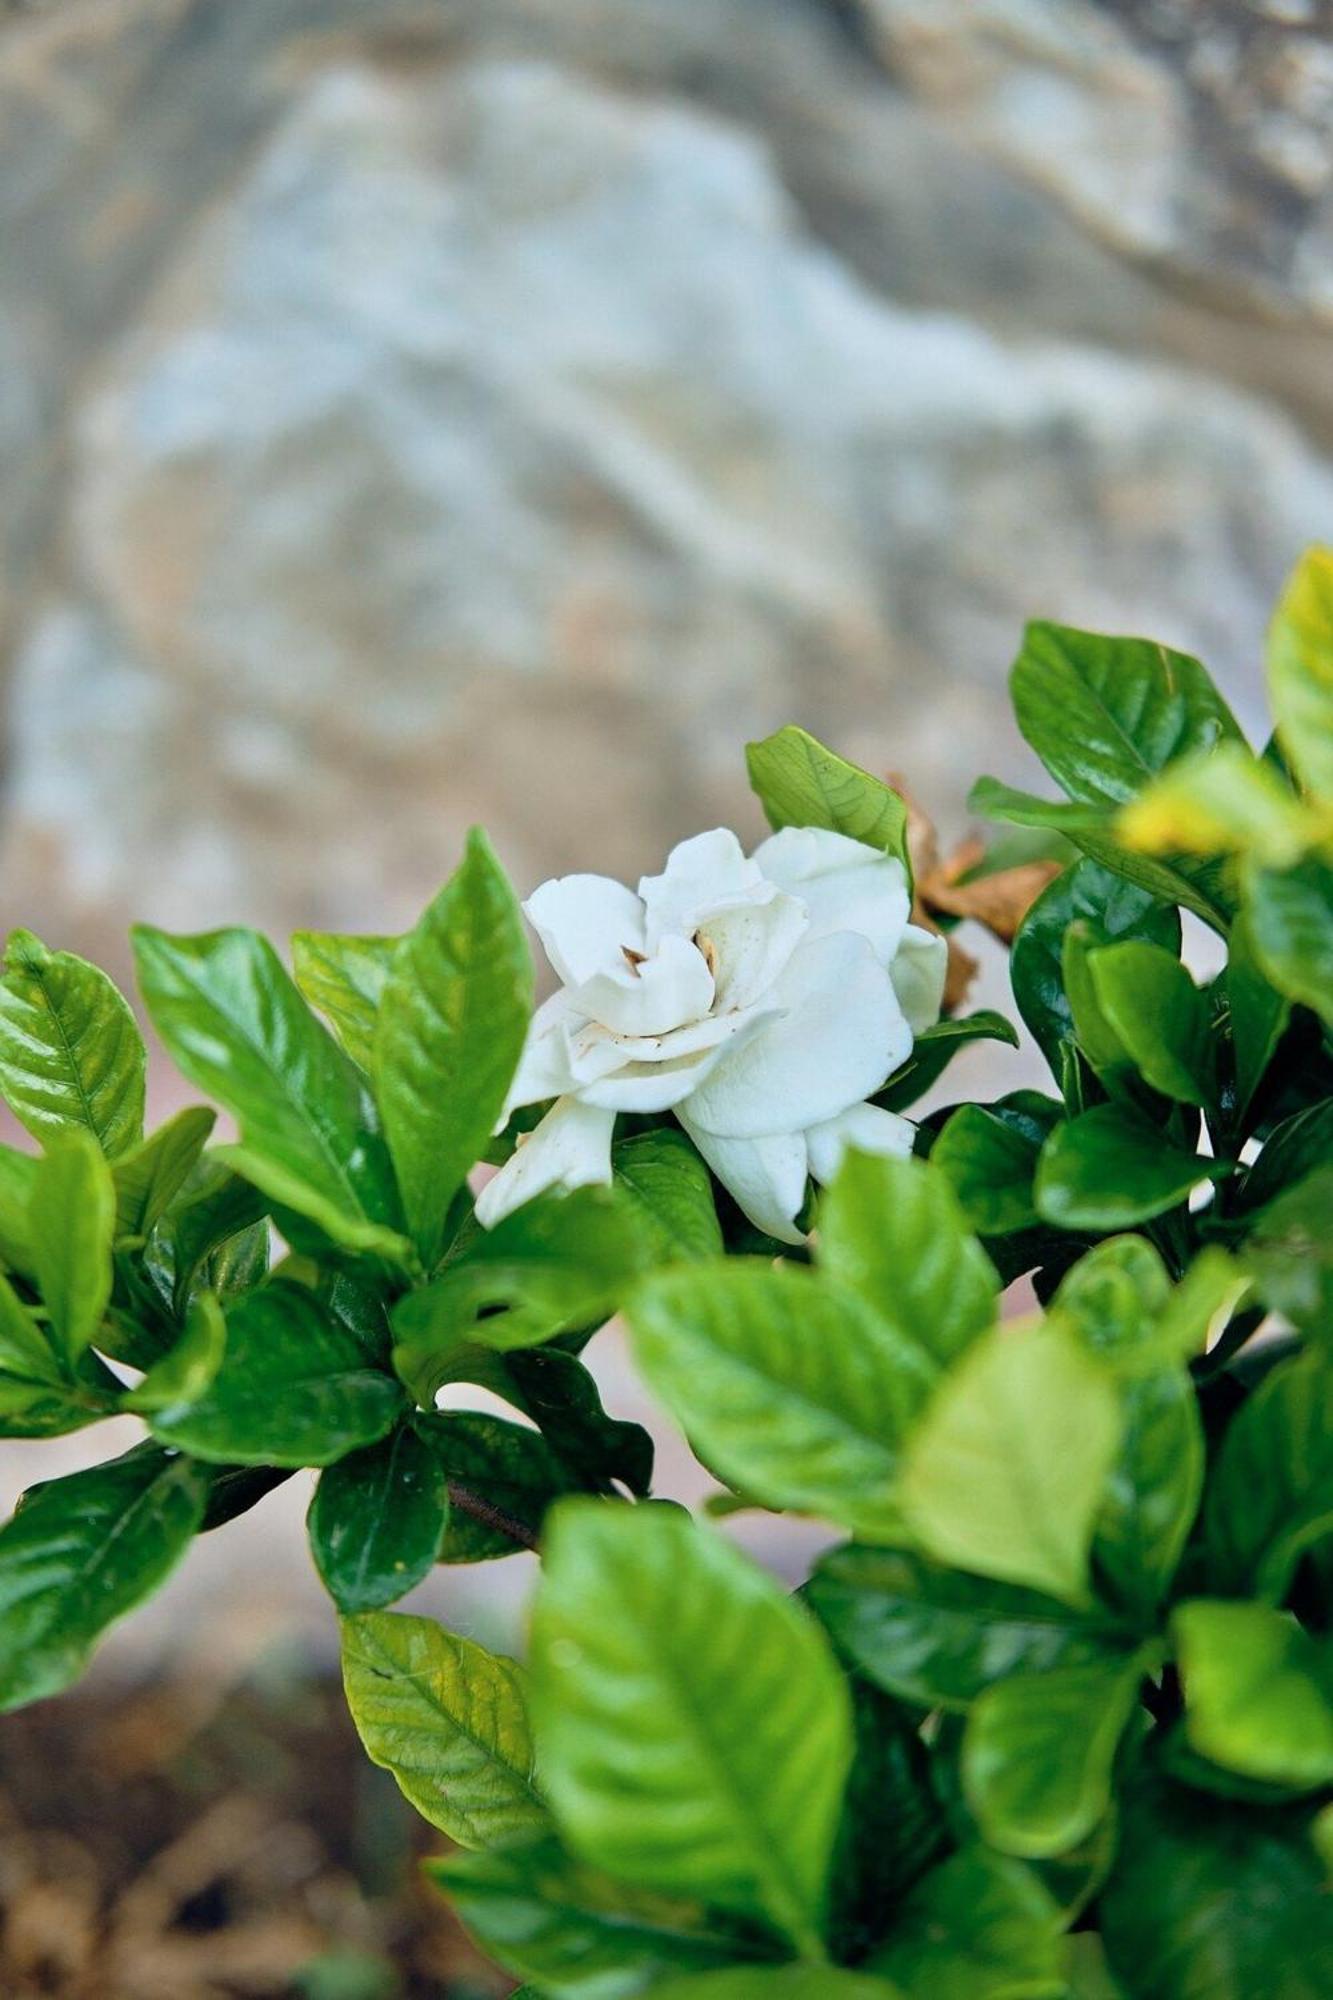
[565,999,775,1087]
[805,1101,916,1186]
[683,931,912,1139]
[474,1095,615,1229]
[639,828,764,950]
[677,1110,808,1245]
[891,923,949,1034]
[702,890,808,1013]
[524,873,645,986]
[505,990,579,1112]
[753,826,911,965]
[567,931,714,1038]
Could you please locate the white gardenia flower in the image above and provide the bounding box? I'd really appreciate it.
[476,826,948,1243]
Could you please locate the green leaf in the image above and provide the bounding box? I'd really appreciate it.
[1175,1599,1333,1792]
[627,1261,936,1539]
[341,1610,545,1848]
[653,1974,905,2000]
[209,1140,414,1269]
[374,831,531,1266]
[0,929,145,1157]
[1088,941,1213,1107]
[125,1292,227,1412]
[900,1320,1123,1604]
[1227,910,1291,1121]
[1236,1099,1333,1216]
[531,1501,852,1954]
[417,1411,568,1560]
[746,726,910,871]
[1206,1350,1333,1597]
[132,924,402,1254]
[1095,1368,1203,1619]
[808,1545,1132,1712]
[818,1153,997,1369]
[1267,544,1333,802]
[149,1280,405,1468]
[454,1345,654,1497]
[963,1655,1146,1858]
[869,1846,1065,2000]
[1049,1237,1170,1371]
[29,1131,115,1369]
[309,1422,448,1612]
[830,1680,949,1959]
[0,1143,38,1279]
[1100,1776,1333,1999]
[1010,861,1180,1077]
[111,1106,216,1242]
[930,1098,1060,1236]
[0,1442,208,1711]
[612,1128,724,1261]
[1246,854,1333,1031]
[152,1158,270,1315]
[876,1012,1020,1114]
[434,1834,750,1999]
[1118,742,1319,868]
[291,930,400,1072]
[391,1187,650,1404]
[1035,1105,1220,1229]
[1246,1167,1333,1338]
[968,778,1111,837]
[0,1272,62,1387]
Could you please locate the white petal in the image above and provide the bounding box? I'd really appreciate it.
[684,931,913,1139]
[639,828,764,950]
[567,931,714,1038]
[565,999,774,1085]
[574,1004,779,1113]
[474,1095,615,1228]
[753,826,910,965]
[702,890,808,1013]
[524,873,645,986]
[891,923,949,1034]
[505,990,579,1112]
[806,1101,916,1186]
[677,1110,809,1245]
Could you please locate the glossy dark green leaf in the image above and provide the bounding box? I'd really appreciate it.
[125,1292,227,1413]
[1095,1368,1203,1619]
[0,1271,61,1386]
[434,1834,750,1999]
[1010,861,1180,1076]
[1236,1099,1333,1216]
[809,1545,1131,1712]
[1035,1105,1219,1229]
[0,1442,208,1710]
[963,1655,1145,1858]
[1089,942,1213,1107]
[1227,911,1291,1122]
[0,928,145,1157]
[900,1320,1123,1604]
[818,1152,997,1369]
[1100,1776,1333,1999]
[417,1409,569,1559]
[612,1128,723,1261]
[654,1974,905,2000]
[151,1156,270,1314]
[1246,854,1333,1032]
[110,1106,216,1244]
[876,1011,1020,1113]
[1267,544,1333,802]
[830,1679,948,1961]
[1206,1350,1333,1597]
[291,929,400,1072]
[628,1260,936,1539]
[29,1131,115,1368]
[531,1501,852,1954]
[391,1187,651,1404]
[149,1280,404,1467]
[0,1143,38,1279]
[341,1610,545,1847]
[0,1272,107,1439]
[1175,1599,1333,1792]
[132,924,406,1260]
[930,1098,1059,1236]
[374,831,531,1265]
[1246,1166,1333,1338]
[309,1422,448,1611]
[1061,922,1134,1081]
[746,725,910,871]
[456,1345,653,1497]
[869,1846,1065,2000]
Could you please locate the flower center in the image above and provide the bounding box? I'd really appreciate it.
[693,930,718,979]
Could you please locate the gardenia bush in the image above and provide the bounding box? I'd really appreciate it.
[1,548,1332,1998]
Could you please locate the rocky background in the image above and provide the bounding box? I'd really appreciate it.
[2,0,1332,1667]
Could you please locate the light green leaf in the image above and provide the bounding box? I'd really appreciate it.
[900,1320,1123,1605]
[654,1974,905,1999]
[292,929,401,1071]
[111,1106,216,1242]
[309,1424,448,1612]
[149,1280,404,1467]
[1227,910,1291,1121]
[1035,1105,1221,1229]
[374,830,531,1266]
[869,1846,1065,2000]
[125,1293,227,1412]
[746,726,910,871]
[210,1141,414,1269]
[0,1272,62,1387]
[808,1545,1133,1713]
[0,1442,208,1711]
[1245,854,1333,1031]
[612,1128,723,1261]
[1175,1599,1333,1792]
[627,1261,936,1539]
[29,1131,115,1369]
[818,1153,997,1369]
[132,924,402,1254]
[1267,544,1333,802]
[1118,742,1319,867]
[968,778,1111,836]
[0,1143,38,1279]
[930,1100,1058,1236]
[531,1501,852,1954]
[1050,1237,1170,1371]
[1245,1167,1333,1339]
[1088,941,1213,1106]
[341,1610,545,1848]
[963,1656,1146,1858]
[1206,1350,1333,1598]
[0,929,145,1157]
[1095,1368,1203,1618]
